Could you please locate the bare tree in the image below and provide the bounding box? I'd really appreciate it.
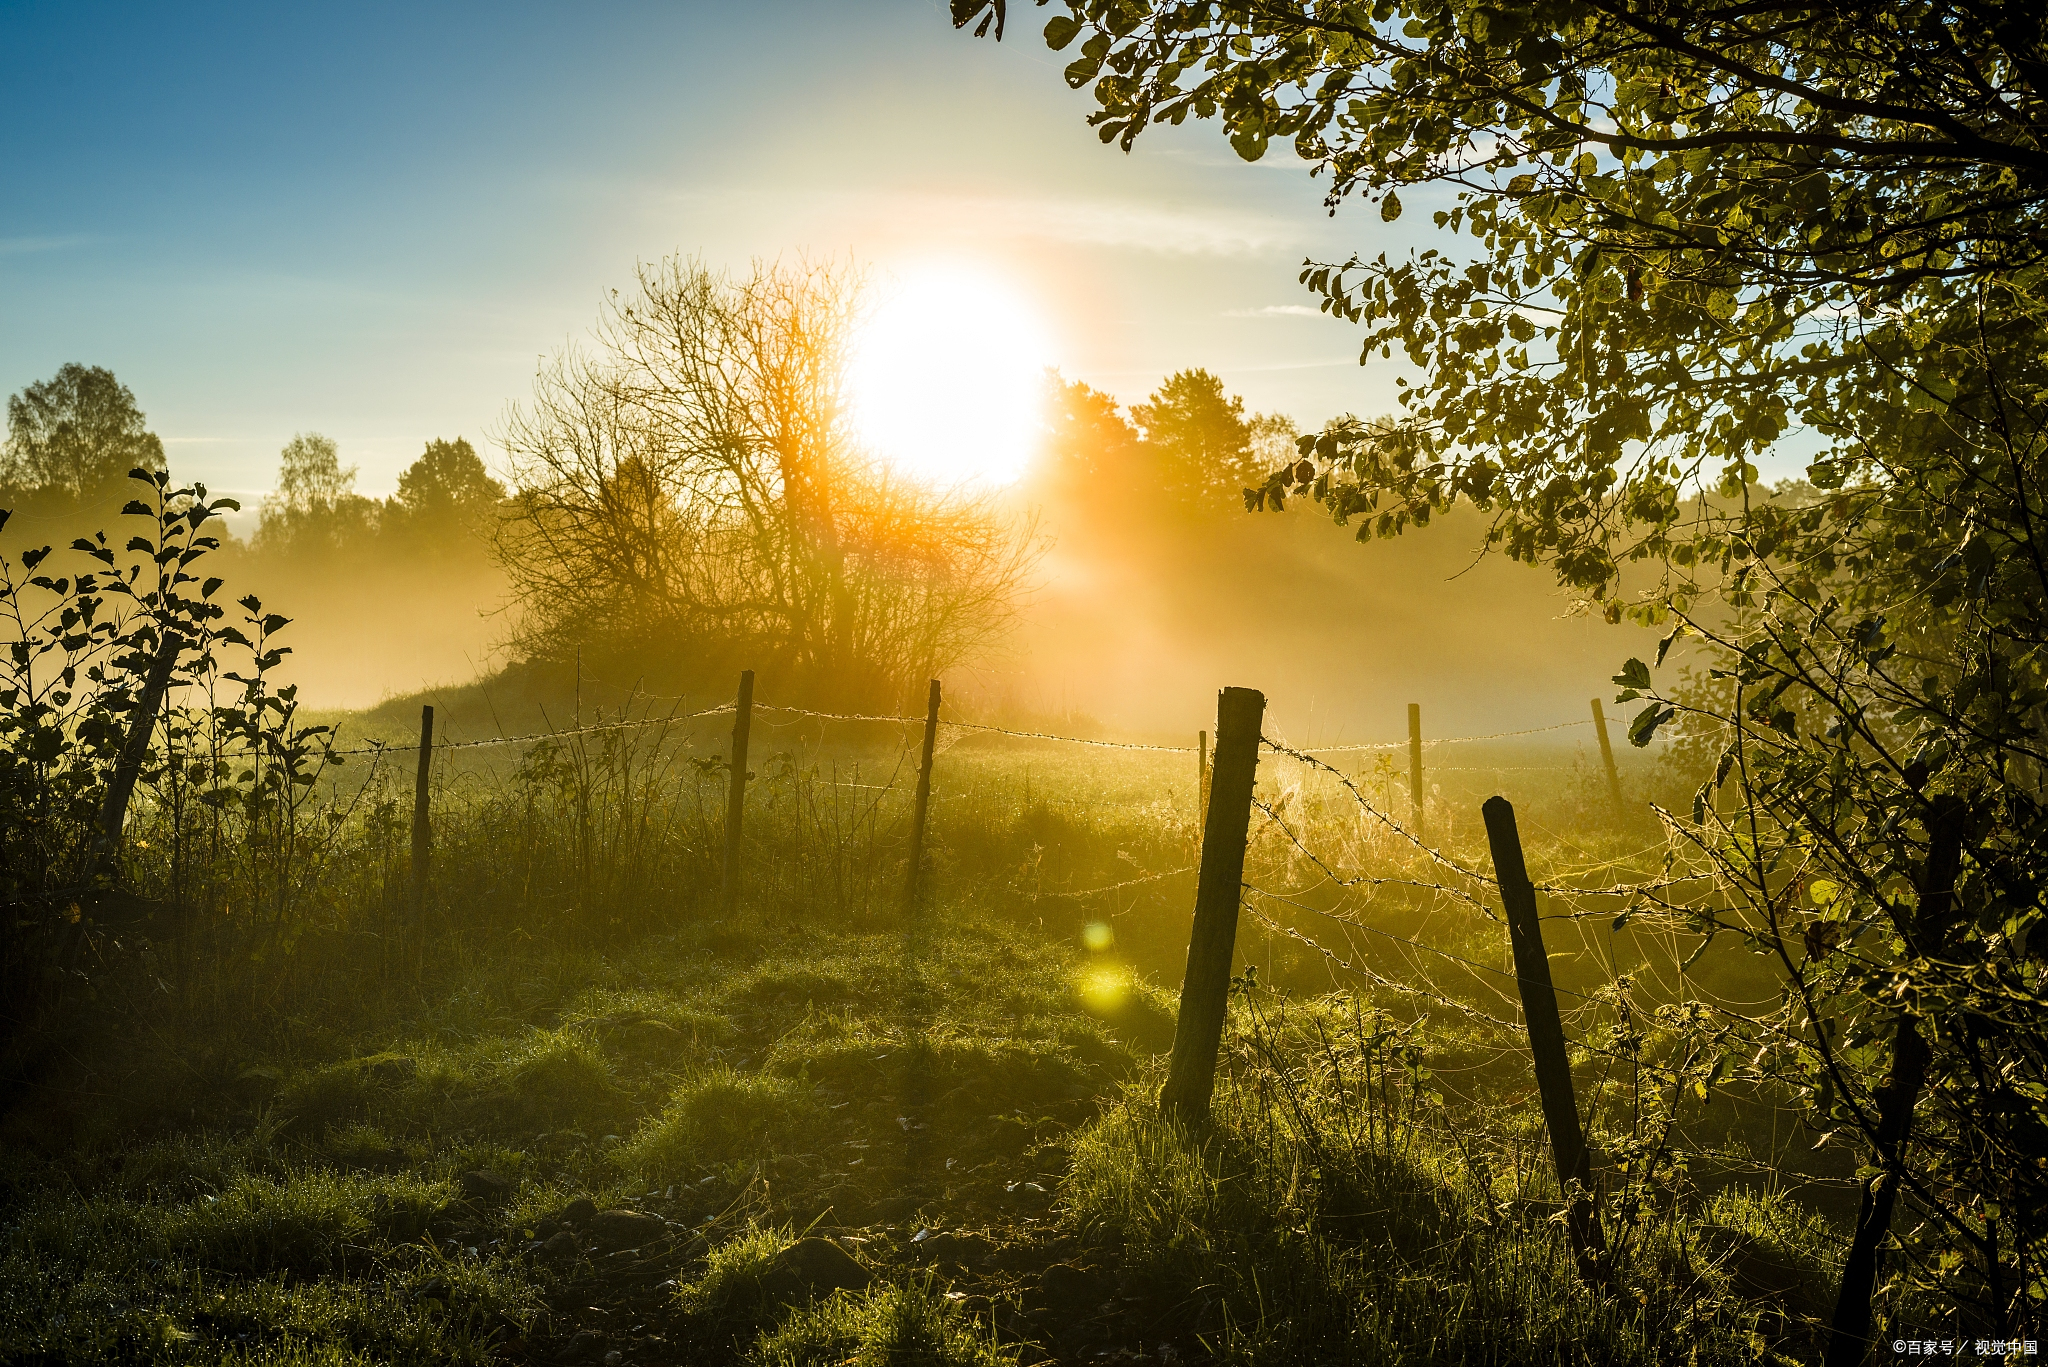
[496,257,1035,707]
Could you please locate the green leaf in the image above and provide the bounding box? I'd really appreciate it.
[1627,703,1674,747]
[1380,192,1403,222]
[1043,14,1079,49]
[1612,658,1651,689]
[1654,626,1684,667]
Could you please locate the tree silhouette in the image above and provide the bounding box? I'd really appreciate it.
[2,364,165,502]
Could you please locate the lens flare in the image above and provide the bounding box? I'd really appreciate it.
[1078,962,1128,1011]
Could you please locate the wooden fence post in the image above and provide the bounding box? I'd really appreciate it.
[1825,796,1965,1367]
[97,632,185,857]
[410,705,433,929]
[722,669,755,915]
[1197,729,1210,819]
[1591,698,1626,817]
[1483,795,1609,1284]
[902,679,943,914]
[1408,702,1426,839]
[1161,686,1265,1125]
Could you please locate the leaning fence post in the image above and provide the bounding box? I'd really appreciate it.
[902,678,943,914]
[410,705,434,928]
[1483,795,1608,1284]
[1161,686,1265,1125]
[1407,702,1426,839]
[1825,795,1965,1367]
[721,669,755,915]
[1590,698,1626,817]
[97,631,185,860]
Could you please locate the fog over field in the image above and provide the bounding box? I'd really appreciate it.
[5,4,2042,1365]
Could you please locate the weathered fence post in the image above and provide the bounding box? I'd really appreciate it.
[721,669,755,915]
[97,632,185,857]
[1407,702,1426,838]
[1825,795,1965,1367]
[903,678,942,914]
[1483,795,1609,1284]
[1197,729,1210,818]
[64,631,187,967]
[1161,686,1265,1125]
[1590,698,1626,817]
[410,705,433,927]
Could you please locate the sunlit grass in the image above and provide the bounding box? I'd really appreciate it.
[3,724,1840,1364]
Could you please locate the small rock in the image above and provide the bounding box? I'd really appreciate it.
[559,1197,598,1227]
[560,1329,599,1360]
[459,1170,513,1203]
[541,1231,579,1263]
[590,1209,665,1251]
[760,1237,872,1304]
[603,1353,623,1367]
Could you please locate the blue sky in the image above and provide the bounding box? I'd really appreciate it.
[1,0,1421,510]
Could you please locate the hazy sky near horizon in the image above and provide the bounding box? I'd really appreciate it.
[1,0,1439,510]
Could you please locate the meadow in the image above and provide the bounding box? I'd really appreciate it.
[1,681,1860,1366]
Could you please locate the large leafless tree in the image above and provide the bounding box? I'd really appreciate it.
[497,257,1035,708]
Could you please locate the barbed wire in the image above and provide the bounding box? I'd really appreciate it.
[1260,736,1715,906]
[1260,736,1504,886]
[748,703,1201,751]
[315,697,1618,767]
[1018,865,1198,902]
[1273,719,1594,754]
[1244,882,1600,1012]
[1251,795,1502,919]
[321,702,737,758]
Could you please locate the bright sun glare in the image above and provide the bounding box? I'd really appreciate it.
[847,268,1053,488]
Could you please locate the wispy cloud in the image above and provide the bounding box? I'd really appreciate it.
[1222,304,1322,317]
[0,235,91,256]
[661,183,1303,257]
[971,194,1297,255]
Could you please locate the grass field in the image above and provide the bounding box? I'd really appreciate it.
[1,707,1856,1365]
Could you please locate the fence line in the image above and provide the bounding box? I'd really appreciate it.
[322,702,737,758]
[1269,719,1595,753]
[310,693,1619,765]
[314,691,1683,912]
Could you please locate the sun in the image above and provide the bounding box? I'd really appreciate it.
[846,267,1053,487]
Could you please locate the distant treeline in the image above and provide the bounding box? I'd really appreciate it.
[2,333,1322,714]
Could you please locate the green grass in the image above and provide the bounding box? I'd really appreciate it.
[2,732,1854,1364]
[750,1280,1019,1367]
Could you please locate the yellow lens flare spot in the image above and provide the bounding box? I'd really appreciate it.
[1078,962,1128,1011]
[846,265,1053,488]
[1082,921,1114,952]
